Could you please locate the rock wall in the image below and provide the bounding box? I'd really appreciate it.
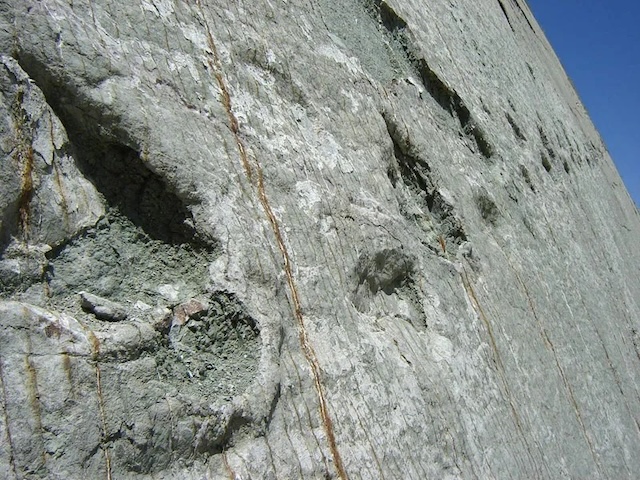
[1,1,639,478]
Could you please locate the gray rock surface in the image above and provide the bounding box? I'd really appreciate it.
[1,0,639,478]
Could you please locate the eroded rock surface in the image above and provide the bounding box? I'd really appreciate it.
[1,1,639,479]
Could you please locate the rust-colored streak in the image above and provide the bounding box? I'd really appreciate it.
[52,161,71,230]
[0,358,18,477]
[438,235,446,254]
[459,267,543,475]
[459,269,501,369]
[87,330,111,480]
[199,13,253,183]
[195,3,347,478]
[24,357,46,468]
[61,352,76,400]
[17,145,34,237]
[505,260,602,471]
[12,87,35,239]
[44,321,63,339]
[222,450,236,479]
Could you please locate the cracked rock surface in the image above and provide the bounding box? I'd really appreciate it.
[1,1,639,478]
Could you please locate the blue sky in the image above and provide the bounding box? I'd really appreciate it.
[526,0,640,207]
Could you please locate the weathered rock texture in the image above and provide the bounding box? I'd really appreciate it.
[1,1,639,478]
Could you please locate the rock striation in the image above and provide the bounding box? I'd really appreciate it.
[1,1,639,478]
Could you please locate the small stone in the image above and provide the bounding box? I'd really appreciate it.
[171,298,209,327]
[79,291,128,322]
[133,300,152,311]
[152,306,172,332]
[157,283,180,302]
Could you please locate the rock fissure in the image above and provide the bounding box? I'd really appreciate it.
[23,333,46,472]
[195,2,347,477]
[382,109,468,252]
[94,360,112,480]
[458,265,543,475]
[0,358,18,478]
[496,0,515,32]
[505,112,527,141]
[509,0,536,32]
[222,450,236,479]
[5,83,36,246]
[370,0,494,159]
[501,254,603,472]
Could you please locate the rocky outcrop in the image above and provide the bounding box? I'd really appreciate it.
[1,1,639,478]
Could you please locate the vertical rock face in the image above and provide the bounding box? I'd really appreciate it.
[1,1,639,478]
